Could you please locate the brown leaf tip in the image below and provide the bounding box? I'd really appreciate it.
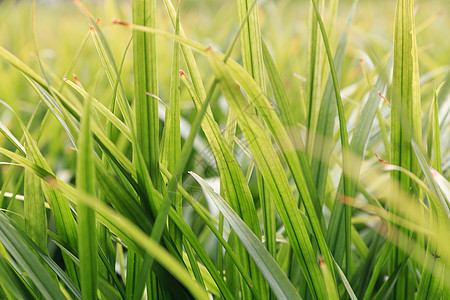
[372,149,390,165]
[112,19,131,27]
[378,92,389,105]
[319,255,325,265]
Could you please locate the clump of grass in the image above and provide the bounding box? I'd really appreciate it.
[0,0,449,299]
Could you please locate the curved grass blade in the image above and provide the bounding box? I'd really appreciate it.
[0,213,65,299]
[191,172,301,300]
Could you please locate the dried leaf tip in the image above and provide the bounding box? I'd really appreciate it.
[378,92,390,105]
[372,149,390,165]
[319,255,326,265]
[112,19,130,27]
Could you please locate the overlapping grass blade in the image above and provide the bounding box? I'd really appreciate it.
[0,256,36,300]
[180,72,263,294]
[309,0,353,275]
[0,213,65,299]
[0,101,81,287]
[191,172,301,300]
[0,146,209,299]
[311,0,357,205]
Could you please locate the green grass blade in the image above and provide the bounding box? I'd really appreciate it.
[390,1,422,297]
[0,213,65,299]
[310,0,353,275]
[0,121,26,156]
[24,151,47,253]
[311,0,357,204]
[133,0,161,190]
[191,172,301,300]
[0,256,37,300]
[319,256,339,300]
[160,8,182,253]
[0,101,81,287]
[77,97,98,299]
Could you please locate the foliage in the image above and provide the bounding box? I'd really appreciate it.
[0,0,449,299]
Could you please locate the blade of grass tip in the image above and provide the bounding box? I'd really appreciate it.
[305,0,324,159]
[73,1,134,128]
[191,172,301,300]
[390,1,422,298]
[310,0,353,276]
[30,0,79,148]
[161,0,208,102]
[0,213,66,299]
[207,49,327,299]
[77,96,98,300]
